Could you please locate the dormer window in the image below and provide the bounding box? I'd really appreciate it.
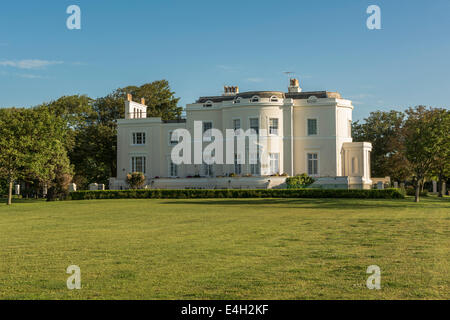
[270,96,279,102]
[234,97,241,104]
[251,96,260,103]
[203,101,213,108]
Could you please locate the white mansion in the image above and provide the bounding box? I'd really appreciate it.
[110,79,372,189]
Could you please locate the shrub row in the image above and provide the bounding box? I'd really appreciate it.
[68,188,405,200]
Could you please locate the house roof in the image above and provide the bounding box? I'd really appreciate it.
[196,90,341,103]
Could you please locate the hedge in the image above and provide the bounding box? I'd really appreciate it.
[68,188,405,200]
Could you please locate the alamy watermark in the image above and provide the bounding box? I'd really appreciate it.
[66,265,81,290]
[367,5,381,30]
[66,5,81,30]
[366,265,381,290]
[170,122,272,166]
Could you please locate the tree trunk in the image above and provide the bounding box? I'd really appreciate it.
[438,175,444,198]
[415,183,420,203]
[7,180,13,205]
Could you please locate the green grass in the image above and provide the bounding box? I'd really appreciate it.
[0,197,449,300]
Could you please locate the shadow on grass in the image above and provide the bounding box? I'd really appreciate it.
[161,197,450,210]
[0,198,45,204]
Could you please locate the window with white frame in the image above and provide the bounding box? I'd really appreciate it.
[269,118,279,135]
[234,153,242,175]
[203,101,213,108]
[131,156,146,174]
[250,151,261,175]
[169,159,178,177]
[270,96,279,102]
[233,119,241,131]
[251,96,260,103]
[307,119,318,136]
[203,121,212,139]
[250,118,259,134]
[269,153,279,175]
[307,153,318,176]
[169,130,179,145]
[202,163,214,177]
[132,132,146,145]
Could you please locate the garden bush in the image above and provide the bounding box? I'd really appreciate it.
[69,188,404,200]
[286,174,315,189]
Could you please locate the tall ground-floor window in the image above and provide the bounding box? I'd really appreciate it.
[202,163,214,177]
[250,151,260,175]
[269,153,279,175]
[169,160,178,177]
[307,153,318,176]
[234,154,242,175]
[131,156,146,174]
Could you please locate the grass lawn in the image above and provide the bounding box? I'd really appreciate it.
[0,197,449,300]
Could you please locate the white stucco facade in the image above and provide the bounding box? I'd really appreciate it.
[111,80,372,189]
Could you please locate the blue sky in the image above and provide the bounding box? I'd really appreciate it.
[0,0,449,120]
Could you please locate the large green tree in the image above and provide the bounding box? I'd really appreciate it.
[352,110,409,182]
[429,108,450,197]
[403,106,445,202]
[0,108,31,205]
[38,95,96,188]
[25,108,73,201]
[0,108,71,205]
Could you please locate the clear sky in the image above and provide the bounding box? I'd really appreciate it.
[1,0,449,120]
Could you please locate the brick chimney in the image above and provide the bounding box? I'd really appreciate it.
[223,86,239,96]
[140,98,146,105]
[288,78,302,93]
[127,93,132,101]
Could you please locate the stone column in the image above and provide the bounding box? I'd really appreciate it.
[69,183,77,192]
[98,184,105,191]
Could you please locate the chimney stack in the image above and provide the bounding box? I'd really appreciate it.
[127,93,132,101]
[223,86,239,96]
[288,78,302,93]
[140,98,146,105]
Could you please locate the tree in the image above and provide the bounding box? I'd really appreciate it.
[352,110,409,182]
[0,108,73,205]
[0,108,32,205]
[429,108,450,197]
[37,95,94,188]
[70,123,116,186]
[403,106,443,202]
[45,143,73,201]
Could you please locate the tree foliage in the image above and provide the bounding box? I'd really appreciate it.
[353,106,450,202]
[352,110,409,181]
[0,108,72,204]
